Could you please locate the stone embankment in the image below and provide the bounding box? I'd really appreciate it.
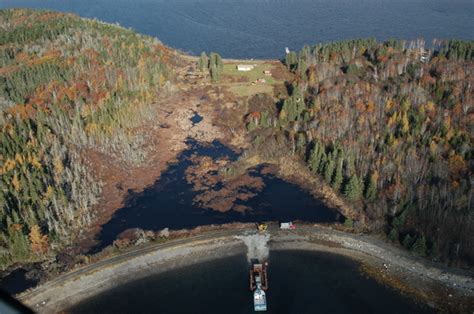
[19,224,474,313]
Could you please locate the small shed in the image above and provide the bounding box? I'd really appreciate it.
[237,64,255,71]
[263,70,272,76]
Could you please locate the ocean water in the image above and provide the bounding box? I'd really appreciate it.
[1,0,473,59]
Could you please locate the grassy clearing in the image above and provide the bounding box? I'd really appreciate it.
[222,63,275,84]
[227,84,274,97]
[221,62,281,97]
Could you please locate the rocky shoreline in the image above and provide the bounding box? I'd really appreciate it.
[18,224,474,313]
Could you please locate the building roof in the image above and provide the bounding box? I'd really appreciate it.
[237,64,255,71]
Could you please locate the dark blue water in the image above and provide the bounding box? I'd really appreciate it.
[1,0,472,59]
[190,112,203,125]
[0,269,38,295]
[91,140,340,251]
[70,250,431,314]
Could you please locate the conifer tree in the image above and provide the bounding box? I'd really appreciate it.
[388,228,399,242]
[198,51,208,72]
[364,171,378,201]
[331,158,344,191]
[308,142,322,172]
[403,234,414,249]
[209,52,223,82]
[412,236,427,256]
[296,133,306,155]
[285,51,298,70]
[344,175,362,200]
[324,159,335,183]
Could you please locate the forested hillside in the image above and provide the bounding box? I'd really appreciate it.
[0,9,174,269]
[246,39,473,265]
[0,8,472,273]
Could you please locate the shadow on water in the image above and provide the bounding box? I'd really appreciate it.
[0,269,38,295]
[90,140,340,252]
[70,250,430,314]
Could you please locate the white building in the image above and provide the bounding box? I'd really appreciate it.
[237,64,255,71]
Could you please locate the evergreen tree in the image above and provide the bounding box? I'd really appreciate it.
[285,51,298,70]
[364,171,378,201]
[430,241,440,260]
[324,158,335,183]
[344,217,354,227]
[412,236,427,256]
[297,58,307,80]
[198,51,208,72]
[296,133,306,155]
[344,175,362,200]
[210,63,220,82]
[308,142,322,172]
[388,228,399,242]
[209,52,223,82]
[402,234,414,249]
[331,158,344,191]
[344,154,356,177]
[318,151,328,174]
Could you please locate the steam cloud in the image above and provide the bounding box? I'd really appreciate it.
[236,233,270,262]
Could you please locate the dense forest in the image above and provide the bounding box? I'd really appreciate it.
[0,9,472,272]
[246,39,473,265]
[0,9,174,269]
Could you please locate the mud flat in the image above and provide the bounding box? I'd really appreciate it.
[18,225,474,313]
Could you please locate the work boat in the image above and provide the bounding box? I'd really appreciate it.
[249,260,268,311]
[253,286,267,312]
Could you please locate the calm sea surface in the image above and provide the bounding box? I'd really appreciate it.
[1,0,473,59]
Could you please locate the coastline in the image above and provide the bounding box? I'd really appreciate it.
[18,224,474,313]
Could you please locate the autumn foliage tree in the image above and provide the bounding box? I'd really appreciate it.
[0,9,174,269]
[29,225,49,255]
[247,38,473,265]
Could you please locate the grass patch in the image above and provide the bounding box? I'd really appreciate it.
[228,84,274,97]
[222,63,276,84]
[221,62,281,97]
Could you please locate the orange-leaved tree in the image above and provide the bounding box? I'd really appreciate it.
[29,225,49,255]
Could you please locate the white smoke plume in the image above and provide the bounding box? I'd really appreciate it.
[236,233,270,262]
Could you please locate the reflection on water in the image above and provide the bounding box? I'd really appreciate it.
[91,140,340,252]
[70,250,430,314]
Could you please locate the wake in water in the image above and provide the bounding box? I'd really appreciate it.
[236,233,270,262]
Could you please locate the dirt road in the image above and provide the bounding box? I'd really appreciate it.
[18,224,474,313]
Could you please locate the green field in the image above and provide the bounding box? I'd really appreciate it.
[222,63,276,84]
[227,84,274,97]
[221,62,278,96]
